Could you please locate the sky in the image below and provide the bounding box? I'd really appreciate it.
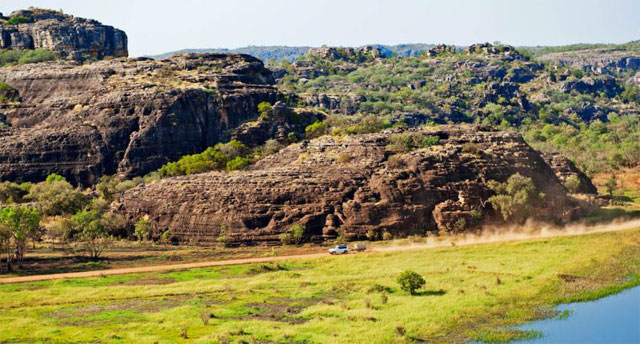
[1,0,638,57]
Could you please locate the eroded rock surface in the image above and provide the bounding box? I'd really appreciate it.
[0,53,279,185]
[116,126,579,245]
[0,8,127,59]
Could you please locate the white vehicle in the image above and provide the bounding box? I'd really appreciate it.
[328,245,349,255]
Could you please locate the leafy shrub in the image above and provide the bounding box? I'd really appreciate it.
[0,182,31,204]
[158,140,250,177]
[257,102,273,114]
[0,82,19,103]
[336,152,352,163]
[386,155,406,169]
[397,270,426,295]
[225,156,249,171]
[28,176,89,216]
[488,173,544,223]
[6,15,30,25]
[134,218,152,241]
[45,173,66,183]
[279,224,306,245]
[461,143,481,155]
[305,121,328,139]
[0,205,41,270]
[564,175,582,194]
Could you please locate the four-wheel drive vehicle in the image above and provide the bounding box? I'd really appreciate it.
[328,245,349,254]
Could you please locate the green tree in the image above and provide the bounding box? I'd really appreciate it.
[0,205,41,271]
[28,177,89,216]
[488,173,544,223]
[279,224,306,245]
[305,121,328,139]
[397,270,426,295]
[134,218,152,242]
[564,175,582,194]
[605,175,617,198]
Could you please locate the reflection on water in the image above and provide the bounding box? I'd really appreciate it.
[513,286,640,343]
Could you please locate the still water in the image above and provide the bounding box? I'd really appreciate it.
[513,286,640,343]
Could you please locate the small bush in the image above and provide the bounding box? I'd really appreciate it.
[336,152,352,163]
[134,218,152,242]
[397,270,426,295]
[461,142,481,155]
[279,224,306,245]
[225,156,249,171]
[564,175,582,193]
[386,155,406,169]
[305,121,328,139]
[382,229,393,241]
[7,15,30,25]
[45,173,66,183]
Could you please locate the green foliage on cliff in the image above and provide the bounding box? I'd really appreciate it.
[0,48,59,67]
[158,140,251,177]
[6,15,31,25]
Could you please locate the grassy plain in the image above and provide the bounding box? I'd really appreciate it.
[0,227,638,343]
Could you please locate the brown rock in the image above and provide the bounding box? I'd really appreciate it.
[0,53,280,185]
[115,125,579,245]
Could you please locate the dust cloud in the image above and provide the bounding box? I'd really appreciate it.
[373,218,640,253]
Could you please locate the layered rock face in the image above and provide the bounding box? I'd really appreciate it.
[116,126,579,245]
[537,49,640,74]
[0,8,127,59]
[0,53,279,185]
[542,153,597,194]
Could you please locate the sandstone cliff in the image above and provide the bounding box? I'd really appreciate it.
[0,53,279,185]
[116,126,580,245]
[0,8,127,59]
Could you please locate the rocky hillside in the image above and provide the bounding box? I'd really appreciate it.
[0,8,127,60]
[0,53,279,185]
[115,126,581,245]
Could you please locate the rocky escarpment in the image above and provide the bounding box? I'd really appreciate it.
[537,49,640,75]
[116,126,580,245]
[0,8,127,60]
[541,153,597,194]
[231,102,324,147]
[0,53,279,185]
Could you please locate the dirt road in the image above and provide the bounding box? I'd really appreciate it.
[2,219,638,285]
[0,252,329,284]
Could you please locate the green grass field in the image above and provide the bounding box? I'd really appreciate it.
[1,228,638,343]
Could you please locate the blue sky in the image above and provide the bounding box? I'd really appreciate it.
[1,0,638,56]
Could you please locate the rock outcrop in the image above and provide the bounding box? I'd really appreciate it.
[537,49,640,75]
[231,102,325,147]
[542,153,598,194]
[561,76,622,97]
[0,53,279,185]
[116,126,580,245]
[0,8,127,59]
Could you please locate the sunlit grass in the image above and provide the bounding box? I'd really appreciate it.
[0,228,638,343]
